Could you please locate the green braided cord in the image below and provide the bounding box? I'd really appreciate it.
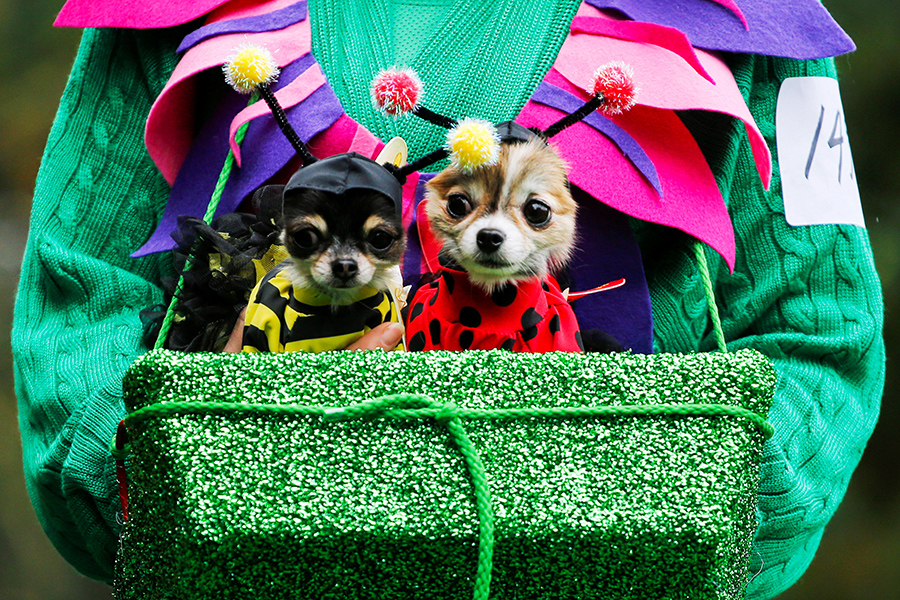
[154,91,260,350]
[126,401,324,424]
[693,241,728,353]
[124,394,775,440]
[442,410,494,600]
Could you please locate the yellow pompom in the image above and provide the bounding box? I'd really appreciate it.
[223,44,279,93]
[445,118,501,172]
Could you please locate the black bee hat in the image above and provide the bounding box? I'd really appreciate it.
[283,152,403,218]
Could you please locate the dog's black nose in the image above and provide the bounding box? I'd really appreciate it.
[331,259,359,280]
[476,229,505,253]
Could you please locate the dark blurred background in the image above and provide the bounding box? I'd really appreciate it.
[1,1,897,598]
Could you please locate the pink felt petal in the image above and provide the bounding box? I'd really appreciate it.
[206,0,302,23]
[570,16,714,83]
[229,64,328,165]
[577,0,746,30]
[55,0,232,28]
[145,20,311,184]
[554,19,771,189]
[307,114,377,159]
[349,123,382,162]
[518,81,736,271]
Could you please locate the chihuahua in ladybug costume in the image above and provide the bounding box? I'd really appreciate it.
[370,64,636,353]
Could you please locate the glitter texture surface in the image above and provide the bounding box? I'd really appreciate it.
[115,348,775,600]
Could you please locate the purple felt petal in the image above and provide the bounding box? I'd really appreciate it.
[178,1,308,53]
[133,55,348,257]
[708,0,747,28]
[134,90,249,257]
[229,63,328,165]
[225,85,344,207]
[531,82,662,197]
[585,0,855,59]
[146,16,312,184]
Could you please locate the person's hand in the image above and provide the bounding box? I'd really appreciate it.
[344,322,404,350]
[222,308,405,353]
[222,307,247,353]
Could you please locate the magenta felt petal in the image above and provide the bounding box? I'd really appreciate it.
[556,15,771,188]
[517,85,736,270]
[306,115,384,167]
[145,19,311,185]
[55,0,232,28]
[530,82,662,196]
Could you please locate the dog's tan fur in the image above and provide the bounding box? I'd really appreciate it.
[425,138,577,291]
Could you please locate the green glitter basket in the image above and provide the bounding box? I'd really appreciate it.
[114,347,775,600]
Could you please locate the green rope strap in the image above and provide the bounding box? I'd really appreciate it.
[154,91,260,350]
[693,241,727,353]
[124,394,775,438]
[121,393,773,600]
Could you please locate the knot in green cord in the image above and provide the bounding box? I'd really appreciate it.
[435,401,460,424]
[110,437,130,461]
[320,394,493,600]
[110,419,130,460]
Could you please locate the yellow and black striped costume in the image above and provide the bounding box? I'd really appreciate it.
[242,261,400,353]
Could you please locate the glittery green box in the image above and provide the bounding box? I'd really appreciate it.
[115,348,775,600]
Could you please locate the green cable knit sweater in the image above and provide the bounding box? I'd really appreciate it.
[13,4,884,599]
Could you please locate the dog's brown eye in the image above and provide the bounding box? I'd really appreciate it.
[367,230,394,251]
[291,228,320,250]
[446,193,472,219]
[523,199,551,227]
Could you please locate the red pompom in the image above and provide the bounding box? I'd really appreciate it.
[590,61,638,116]
[371,67,423,116]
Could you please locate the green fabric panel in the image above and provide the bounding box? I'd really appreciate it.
[391,0,455,65]
[13,7,884,598]
[308,0,582,170]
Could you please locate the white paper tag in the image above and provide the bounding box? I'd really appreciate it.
[776,77,864,227]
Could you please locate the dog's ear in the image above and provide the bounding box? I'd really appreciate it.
[251,185,286,221]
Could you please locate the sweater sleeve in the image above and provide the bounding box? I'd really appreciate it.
[645,54,884,599]
[12,27,181,581]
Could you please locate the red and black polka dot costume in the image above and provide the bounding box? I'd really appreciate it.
[405,267,583,353]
